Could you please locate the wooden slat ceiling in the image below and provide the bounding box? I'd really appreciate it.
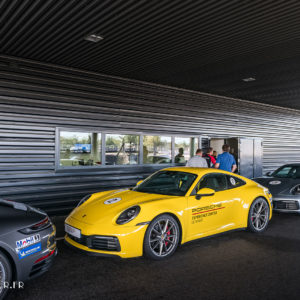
[1,0,300,109]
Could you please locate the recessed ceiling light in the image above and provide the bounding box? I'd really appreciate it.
[242,77,256,82]
[84,33,104,43]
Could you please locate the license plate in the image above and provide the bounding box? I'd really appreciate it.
[65,224,81,239]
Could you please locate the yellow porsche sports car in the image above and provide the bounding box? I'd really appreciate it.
[64,167,272,260]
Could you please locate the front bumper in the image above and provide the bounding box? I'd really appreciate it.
[273,198,300,213]
[65,217,148,258]
[64,239,119,258]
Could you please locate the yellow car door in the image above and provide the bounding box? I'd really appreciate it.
[186,173,238,240]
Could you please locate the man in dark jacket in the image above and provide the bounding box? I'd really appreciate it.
[203,147,216,167]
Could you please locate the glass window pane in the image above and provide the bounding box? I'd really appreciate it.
[273,166,292,178]
[273,166,300,178]
[134,170,197,196]
[105,134,139,165]
[197,173,228,192]
[143,135,171,164]
[226,175,246,188]
[60,131,101,167]
[175,137,197,163]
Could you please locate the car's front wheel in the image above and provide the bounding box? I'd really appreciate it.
[248,197,270,233]
[0,251,12,300]
[144,214,180,260]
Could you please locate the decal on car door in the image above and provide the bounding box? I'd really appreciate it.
[191,203,225,224]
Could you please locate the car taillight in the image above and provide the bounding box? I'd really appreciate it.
[19,217,50,234]
[31,217,49,229]
[34,249,55,264]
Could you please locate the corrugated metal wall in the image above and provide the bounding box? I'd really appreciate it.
[0,55,299,214]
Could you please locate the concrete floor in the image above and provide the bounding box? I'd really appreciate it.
[8,213,300,300]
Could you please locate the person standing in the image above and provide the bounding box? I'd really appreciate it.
[214,144,237,172]
[175,147,185,163]
[213,150,217,159]
[202,147,216,167]
[186,149,207,167]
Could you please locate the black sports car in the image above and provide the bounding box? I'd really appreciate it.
[0,199,56,299]
[254,164,300,213]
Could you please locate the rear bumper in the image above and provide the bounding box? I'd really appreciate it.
[15,224,57,282]
[29,248,57,279]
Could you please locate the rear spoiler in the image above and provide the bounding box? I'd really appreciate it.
[0,199,28,211]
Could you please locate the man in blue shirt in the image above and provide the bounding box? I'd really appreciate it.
[214,144,237,172]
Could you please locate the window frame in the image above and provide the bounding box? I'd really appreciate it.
[174,136,199,164]
[56,127,103,170]
[55,127,200,171]
[142,134,173,165]
[105,132,141,166]
[190,172,246,195]
[226,174,246,189]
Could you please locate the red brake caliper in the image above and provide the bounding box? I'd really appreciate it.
[165,227,171,246]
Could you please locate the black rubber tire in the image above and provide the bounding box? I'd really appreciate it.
[0,251,12,300]
[248,197,270,233]
[144,214,180,260]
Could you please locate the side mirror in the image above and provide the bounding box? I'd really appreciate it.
[136,180,143,186]
[265,171,272,177]
[196,188,215,200]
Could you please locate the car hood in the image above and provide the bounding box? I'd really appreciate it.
[68,189,176,225]
[253,177,300,195]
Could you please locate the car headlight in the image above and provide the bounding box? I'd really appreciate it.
[265,189,272,202]
[116,206,141,225]
[77,194,91,207]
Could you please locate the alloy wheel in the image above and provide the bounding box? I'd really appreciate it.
[0,261,5,295]
[149,218,178,257]
[251,199,269,231]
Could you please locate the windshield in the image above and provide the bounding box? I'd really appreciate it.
[134,170,197,196]
[272,166,300,179]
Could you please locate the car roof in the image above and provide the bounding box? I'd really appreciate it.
[281,164,300,167]
[162,167,240,176]
[162,167,252,183]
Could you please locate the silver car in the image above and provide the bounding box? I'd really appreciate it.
[0,199,56,299]
[254,164,300,213]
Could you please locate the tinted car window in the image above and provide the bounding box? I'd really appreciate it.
[134,171,197,196]
[194,173,228,193]
[272,166,300,179]
[226,175,246,189]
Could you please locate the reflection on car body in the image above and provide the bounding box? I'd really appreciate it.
[145,155,172,164]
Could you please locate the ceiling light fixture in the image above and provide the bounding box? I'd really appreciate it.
[84,33,104,43]
[242,77,256,82]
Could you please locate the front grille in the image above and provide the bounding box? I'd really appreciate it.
[274,200,299,210]
[91,237,120,251]
[67,234,120,252]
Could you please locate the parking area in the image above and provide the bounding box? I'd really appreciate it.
[8,213,300,300]
[2,2,300,300]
